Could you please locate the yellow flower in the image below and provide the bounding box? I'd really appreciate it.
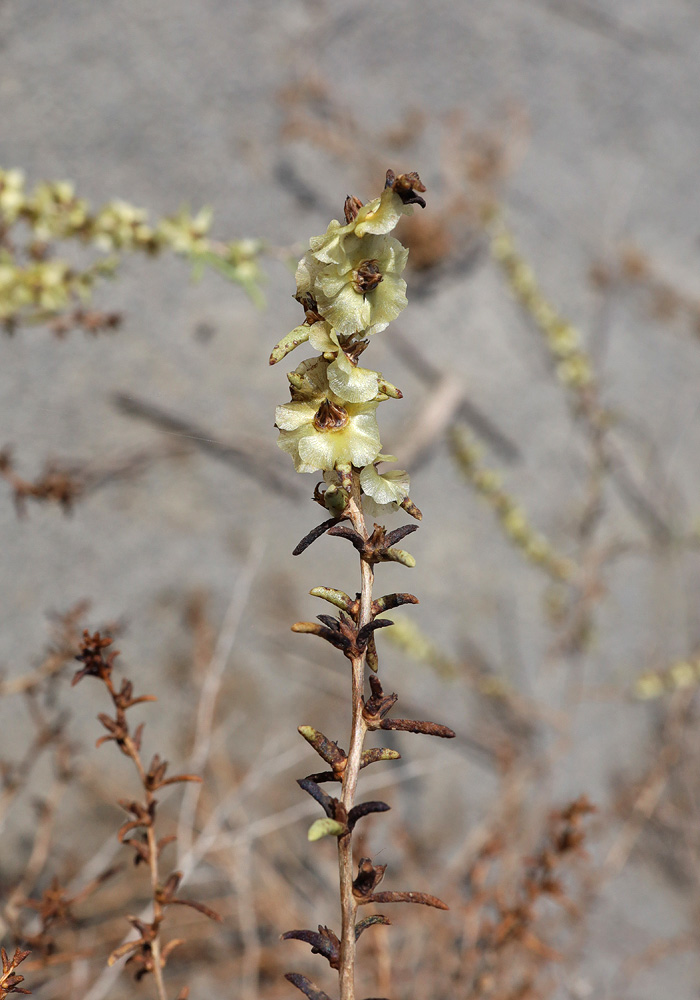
[286,356,332,402]
[359,461,410,516]
[0,169,26,222]
[307,323,379,403]
[275,360,381,472]
[326,349,379,403]
[360,463,410,505]
[314,233,408,337]
[308,187,410,265]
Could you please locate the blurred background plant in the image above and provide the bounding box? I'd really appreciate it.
[0,167,266,335]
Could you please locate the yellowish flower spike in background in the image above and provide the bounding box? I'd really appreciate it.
[271,171,456,1000]
[0,167,266,332]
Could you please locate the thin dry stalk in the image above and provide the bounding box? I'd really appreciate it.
[71,630,220,1000]
[177,536,265,862]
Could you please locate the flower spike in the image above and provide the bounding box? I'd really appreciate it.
[274,171,452,1000]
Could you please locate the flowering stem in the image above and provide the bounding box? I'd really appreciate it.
[275,171,448,1000]
[338,472,373,1000]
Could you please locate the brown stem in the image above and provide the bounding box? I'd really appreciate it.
[338,471,373,1000]
[121,723,167,1000]
[146,824,167,1000]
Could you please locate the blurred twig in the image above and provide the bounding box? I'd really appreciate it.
[177,535,266,861]
[114,392,302,498]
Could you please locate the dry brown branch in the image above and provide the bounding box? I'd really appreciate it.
[0,444,186,515]
[71,631,220,1000]
[0,948,30,998]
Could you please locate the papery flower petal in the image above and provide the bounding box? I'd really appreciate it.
[307,190,410,266]
[295,250,325,297]
[345,406,383,466]
[360,465,410,504]
[309,219,354,265]
[287,356,332,401]
[313,233,408,337]
[277,424,324,473]
[298,429,345,470]
[318,281,371,337]
[367,272,408,329]
[275,401,317,431]
[380,239,409,274]
[308,321,340,353]
[327,351,379,403]
[346,232,405,268]
[276,394,381,473]
[354,189,411,238]
[362,496,398,519]
[315,267,352,300]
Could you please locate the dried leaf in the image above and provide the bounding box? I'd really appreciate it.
[373,592,419,614]
[360,747,400,768]
[298,726,346,765]
[382,547,416,568]
[282,926,340,969]
[269,325,311,365]
[285,973,333,1000]
[356,618,394,651]
[348,800,390,831]
[384,523,419,548]
[291,622,352,651]
[309,586,355,614]
[355,914,391,940]
[364,890,448,910]
[297,777,336,818]
[379,718,455,738]
[293,517,342,556]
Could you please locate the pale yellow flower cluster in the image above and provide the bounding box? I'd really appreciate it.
[634,652,700,700]
[450,425,575,582]
[270,172,426,513]
[0,167,265,329]
[488,215,593,390]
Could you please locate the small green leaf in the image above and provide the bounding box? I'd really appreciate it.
[384,548,416,568]
[269,325,311,365]
[377,377,403,399]
[360,748,400,768]
[308,818,346,842]
[309,587,353,612]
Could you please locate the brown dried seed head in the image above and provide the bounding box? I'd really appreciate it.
[313,398,350,432]
[385,169,427,207]
[345,339,370,362]
[344,195,363,223]
[352,260,383,295]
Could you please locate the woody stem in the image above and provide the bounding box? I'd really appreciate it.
[123,729,167,1000]
[338,472,373,1000]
